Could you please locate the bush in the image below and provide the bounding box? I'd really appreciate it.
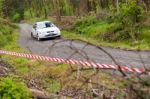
[106,0,146,41]
[0,23,14,47]
[11,13,21,22]
[74,16,97,28]
[102,23,132,42]
[73,16,99,34]
[0,78,31,99]
[119,0,145,23]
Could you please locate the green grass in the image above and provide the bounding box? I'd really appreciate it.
[141,28,150,41]
[0,17,144,96]
[0,20,68,93]
[0,19,64,93]
[81,21,113,36]
[73,16,112,36]
[0,77,31,99]
[43,78,61,93]
[62,17,150,50]
[62,29,150,50]
[62,31,150,50]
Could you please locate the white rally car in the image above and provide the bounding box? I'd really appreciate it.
[31,21,61,40]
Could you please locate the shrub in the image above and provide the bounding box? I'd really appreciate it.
[73,16,98,34]
[0,23,14,47]
[0,78,31,99]
[102,23,132,42]
[74,16,97,28]
[11,13,21,22]
[106,0,146,41]
[119,0,145,23]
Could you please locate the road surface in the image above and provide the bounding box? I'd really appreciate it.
[19,24,150,69]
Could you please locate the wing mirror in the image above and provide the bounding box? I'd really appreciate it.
[33,25,37,30]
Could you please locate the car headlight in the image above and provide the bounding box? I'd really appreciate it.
[56,28,61,34]
[58,30,60,33]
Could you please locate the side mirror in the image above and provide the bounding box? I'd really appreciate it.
[33,26,36,30]
[33,24,37,30]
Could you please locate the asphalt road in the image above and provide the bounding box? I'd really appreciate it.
[19,24,150,68]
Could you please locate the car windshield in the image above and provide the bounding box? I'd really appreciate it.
[36,22,55,29]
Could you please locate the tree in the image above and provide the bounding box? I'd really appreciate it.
[1,0,25,22]
[79,0,88,16]
[53,0,61,22]
[143,0,150,11]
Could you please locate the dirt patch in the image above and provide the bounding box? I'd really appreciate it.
[0,59,13,76]
[144,17,150,26]
[53,16,77,29]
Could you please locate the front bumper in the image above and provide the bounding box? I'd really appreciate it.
[39,33,60,38]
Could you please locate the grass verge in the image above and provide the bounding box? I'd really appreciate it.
[62,18,150,51]
[0,19,128,96]
[0,18,149,98]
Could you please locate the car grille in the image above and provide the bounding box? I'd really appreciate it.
[47,31,54,33]
[46,34,57,37]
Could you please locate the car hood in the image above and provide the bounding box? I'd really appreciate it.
[37,27,59,33]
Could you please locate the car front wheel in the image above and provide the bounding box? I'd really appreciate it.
[31,32,34,38]
[57,35,61,39]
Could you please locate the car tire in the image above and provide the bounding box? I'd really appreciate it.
[31,32,33,38]
[57,35,61,39]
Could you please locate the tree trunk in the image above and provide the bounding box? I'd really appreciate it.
[79,0,88,16]
[116,0,119,14]
[53,0,61,22]
[112,0,116,8]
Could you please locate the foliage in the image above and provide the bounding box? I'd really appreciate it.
[108,0,146,41]
[73,16,101,35]
[0,0,150,22]
[59,0,73,15]
[11,13,21,22]
[64,0,150,50]
[0,21,14,47]
[74,16,97,28]
[62,26,150,50]
[71,0,146,42]
[0,78,31,99]
[1,0,25,22]
[43,78,61,93]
